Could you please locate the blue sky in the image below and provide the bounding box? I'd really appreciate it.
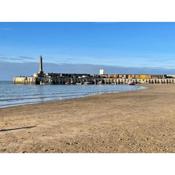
[1,22,175,68]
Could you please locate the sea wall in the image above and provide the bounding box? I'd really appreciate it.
[13,75,175,85]
[13,76,36,84]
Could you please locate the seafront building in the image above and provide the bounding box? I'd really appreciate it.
[13,56,175,85]
[99,68,105,75]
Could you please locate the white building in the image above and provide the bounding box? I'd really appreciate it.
[99,68,105,75]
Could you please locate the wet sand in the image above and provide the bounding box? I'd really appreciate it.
[1,84,175,153]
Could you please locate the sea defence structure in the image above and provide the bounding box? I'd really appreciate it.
[13,56,175,85]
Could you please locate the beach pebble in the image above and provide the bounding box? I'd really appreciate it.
[66,142,71,145]
[1,148,7,152]
[146,137,149,141]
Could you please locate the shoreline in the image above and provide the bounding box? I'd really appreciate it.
[0,84,145,109]
[1,84,175,152]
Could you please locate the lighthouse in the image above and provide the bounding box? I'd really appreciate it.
[39,56,44,74]
[32,56,46,84]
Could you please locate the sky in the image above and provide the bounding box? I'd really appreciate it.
[1,22,175,68]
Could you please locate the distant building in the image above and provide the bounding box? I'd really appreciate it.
[166,75,175,78]
[99,68,105,75]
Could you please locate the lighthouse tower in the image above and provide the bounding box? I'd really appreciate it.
[38,56,44,74]
[33,56,46,84]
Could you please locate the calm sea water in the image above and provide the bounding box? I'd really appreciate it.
[0,81,144,108]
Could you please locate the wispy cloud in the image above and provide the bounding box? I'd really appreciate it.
[0,55,36,63]
[1,53,175,69]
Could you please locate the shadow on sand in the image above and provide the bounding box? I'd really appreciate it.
[0,125,36,132]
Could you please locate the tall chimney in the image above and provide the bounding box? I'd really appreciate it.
[39,56,43,73]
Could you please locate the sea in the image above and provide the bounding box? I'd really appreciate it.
[0,81,144,108]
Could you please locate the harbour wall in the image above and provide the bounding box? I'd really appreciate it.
[13,75,175,85]
[13,57,175,85]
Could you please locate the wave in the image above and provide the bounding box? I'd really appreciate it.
[0,84,143,108]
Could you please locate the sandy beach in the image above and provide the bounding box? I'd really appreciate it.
[1,84,175,153]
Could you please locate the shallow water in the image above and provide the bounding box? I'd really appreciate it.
[0,81,144,108]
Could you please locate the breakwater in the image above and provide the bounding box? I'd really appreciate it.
[13,56,175,85]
